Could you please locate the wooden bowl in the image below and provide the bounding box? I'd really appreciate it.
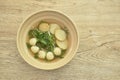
[17,10,79,70]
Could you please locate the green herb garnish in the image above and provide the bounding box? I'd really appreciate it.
[28,28,55,52]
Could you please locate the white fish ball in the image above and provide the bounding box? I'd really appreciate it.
[54,47,61,56]
[46,52,54,60]
[38,50,46,59]
[29,38,37,45]
[31,46,39,53]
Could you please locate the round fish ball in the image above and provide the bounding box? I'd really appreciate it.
[31,46,39,53]
[29,38,37,45]
[46,52,54,60]
[39,23,49,32]
[54,47,61,56]
[38,50,46,59]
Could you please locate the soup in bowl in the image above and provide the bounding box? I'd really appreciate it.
[17,10,79,70]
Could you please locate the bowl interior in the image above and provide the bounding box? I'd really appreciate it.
[17,11,79,70]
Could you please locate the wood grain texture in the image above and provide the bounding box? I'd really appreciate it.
[0,0,120,80]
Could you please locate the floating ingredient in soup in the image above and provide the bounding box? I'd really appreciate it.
[27,21,68,61]
[39,22,49,32]
[46,52,54,60]
[50,23,60,34]
[38,50,46,59]
[54,47,61,56]
[31,46,39,53]
[55,29,66,41]
[56,40,68,50]
[29,38,37,45]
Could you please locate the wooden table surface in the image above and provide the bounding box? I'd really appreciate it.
[1,0,120,80]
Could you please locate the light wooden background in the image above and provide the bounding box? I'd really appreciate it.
[1,0,120,80]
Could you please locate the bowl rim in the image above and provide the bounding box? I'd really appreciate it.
[17,10,79,70]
